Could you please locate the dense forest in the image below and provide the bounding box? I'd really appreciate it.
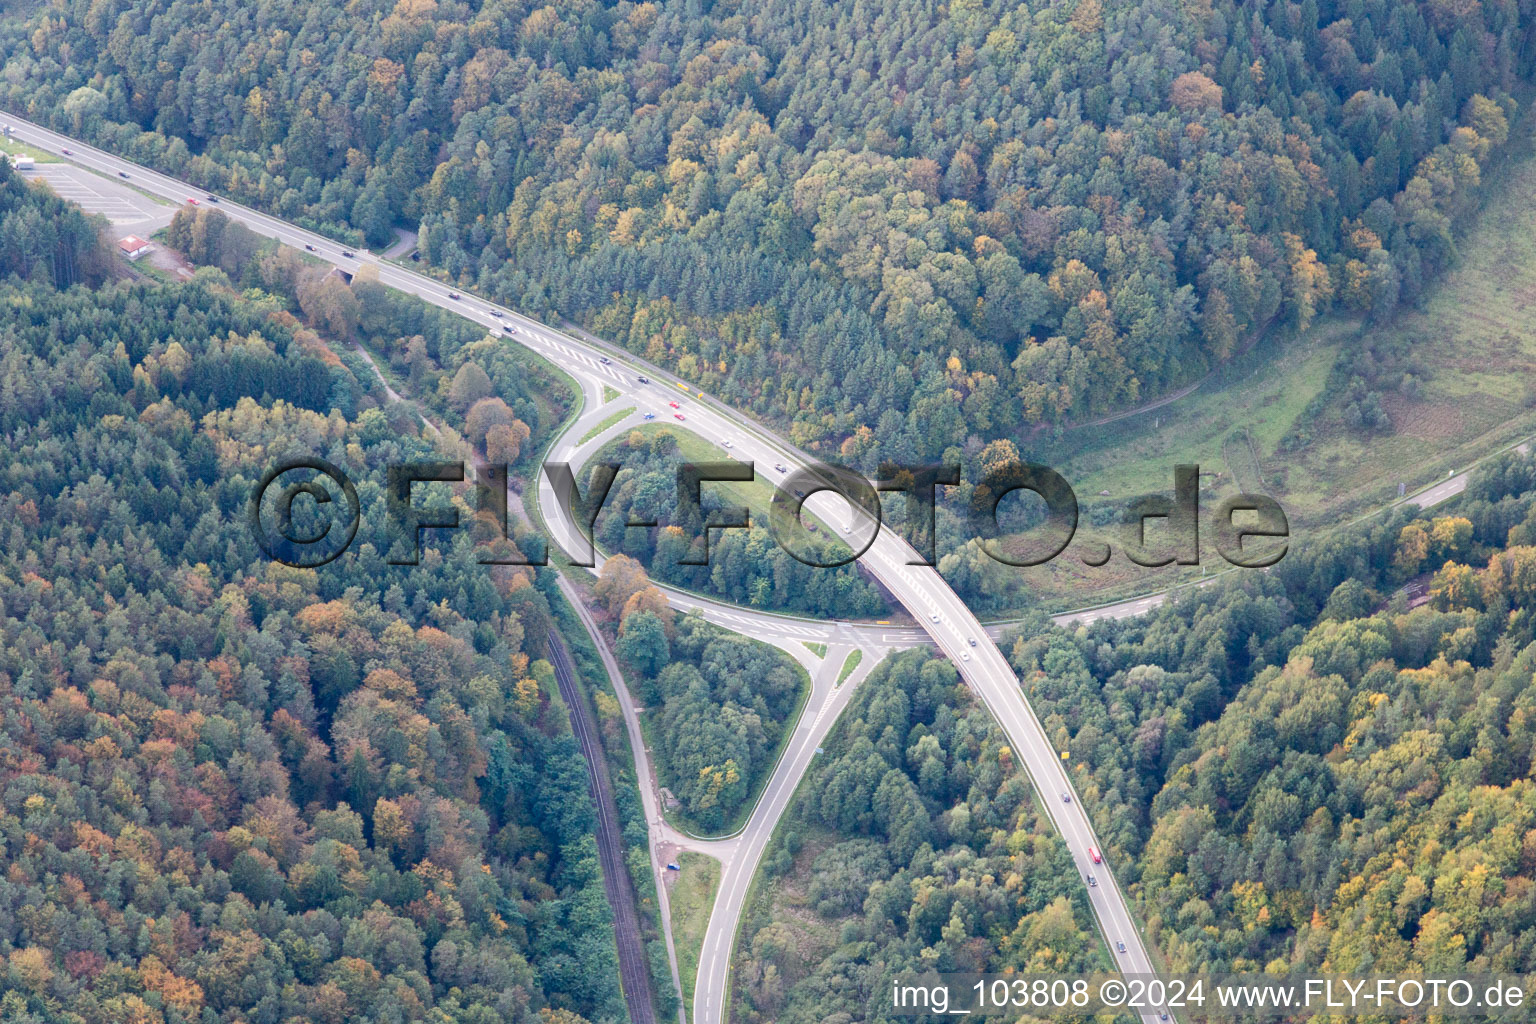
[587,427,888,617]
[733,648,1117,1024]
[0,170,627,1023]
[1001,447,1536,975]
[2,0,1529,461]
[586,555,805,833]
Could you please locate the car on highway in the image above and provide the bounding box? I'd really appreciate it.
[774,462,787,473]
[60,148,70,155]
[599,356,611,364]
[1117,941,1127,954]
[643,412,655,420]
[448,291,460,299]
[960,651,970,661]
[668,400,680,408]
[118,171,129,178]
[968,636,978,646]
[1062,792,1071,803]
[1087,875,1097,887]
[205,195,219,203]
[674,412,686,420]
[722,439,733,448]
[636,375,649,383]
[504,325,517,334]
[489,310,502,318]
[304,244,316,251]
[840,522,848,531]
[341,250,354,257]
[1089,845,1102,864]
[929,613,940,623]
[186,198,198,205]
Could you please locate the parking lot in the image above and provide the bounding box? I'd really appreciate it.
[17,162,175,231]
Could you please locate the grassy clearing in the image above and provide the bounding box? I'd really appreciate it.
[2,139,57,163]
[599,424,845,542]
[617,424,782,521]
[803,642,827,658]
[728,827,845,1020]
[578,406,635,446]
[603,384,621,402]
[835,649,862,685]
[669,851,721,1010]
[991,119,1536,612]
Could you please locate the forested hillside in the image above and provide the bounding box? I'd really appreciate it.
[0,170,624,1023]
[733,649,1114,1024]
[1004,448,1536,975]
[3,0,1528,458]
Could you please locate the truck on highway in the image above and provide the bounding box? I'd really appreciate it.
[1089,845,1102,864]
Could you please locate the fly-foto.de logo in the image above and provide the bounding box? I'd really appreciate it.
[247,459,1288,571]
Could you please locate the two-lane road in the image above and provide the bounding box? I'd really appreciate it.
[8,112,1160,1024]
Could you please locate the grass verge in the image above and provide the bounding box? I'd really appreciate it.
[579,406,635,446]
[835,649,862,686]
[668,852,721,1012]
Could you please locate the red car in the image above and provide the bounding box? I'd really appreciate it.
[186,198,198,205]
[668,400,680,409]
[674,412,686,421]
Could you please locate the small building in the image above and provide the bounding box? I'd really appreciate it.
[118,236,152,260]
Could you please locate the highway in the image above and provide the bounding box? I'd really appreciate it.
[0,112,1242,1024]
[16,110,1534,1024]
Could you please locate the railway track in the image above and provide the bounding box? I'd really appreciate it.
[547,631,657,1024]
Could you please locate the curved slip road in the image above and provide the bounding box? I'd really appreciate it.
[28,111,1453,1024]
